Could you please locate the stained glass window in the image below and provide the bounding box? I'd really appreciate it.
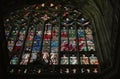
[4,3,100,75]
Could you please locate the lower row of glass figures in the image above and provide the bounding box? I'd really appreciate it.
[10,54,99,65]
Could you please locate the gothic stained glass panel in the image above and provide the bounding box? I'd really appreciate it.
[4,3,100,75]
